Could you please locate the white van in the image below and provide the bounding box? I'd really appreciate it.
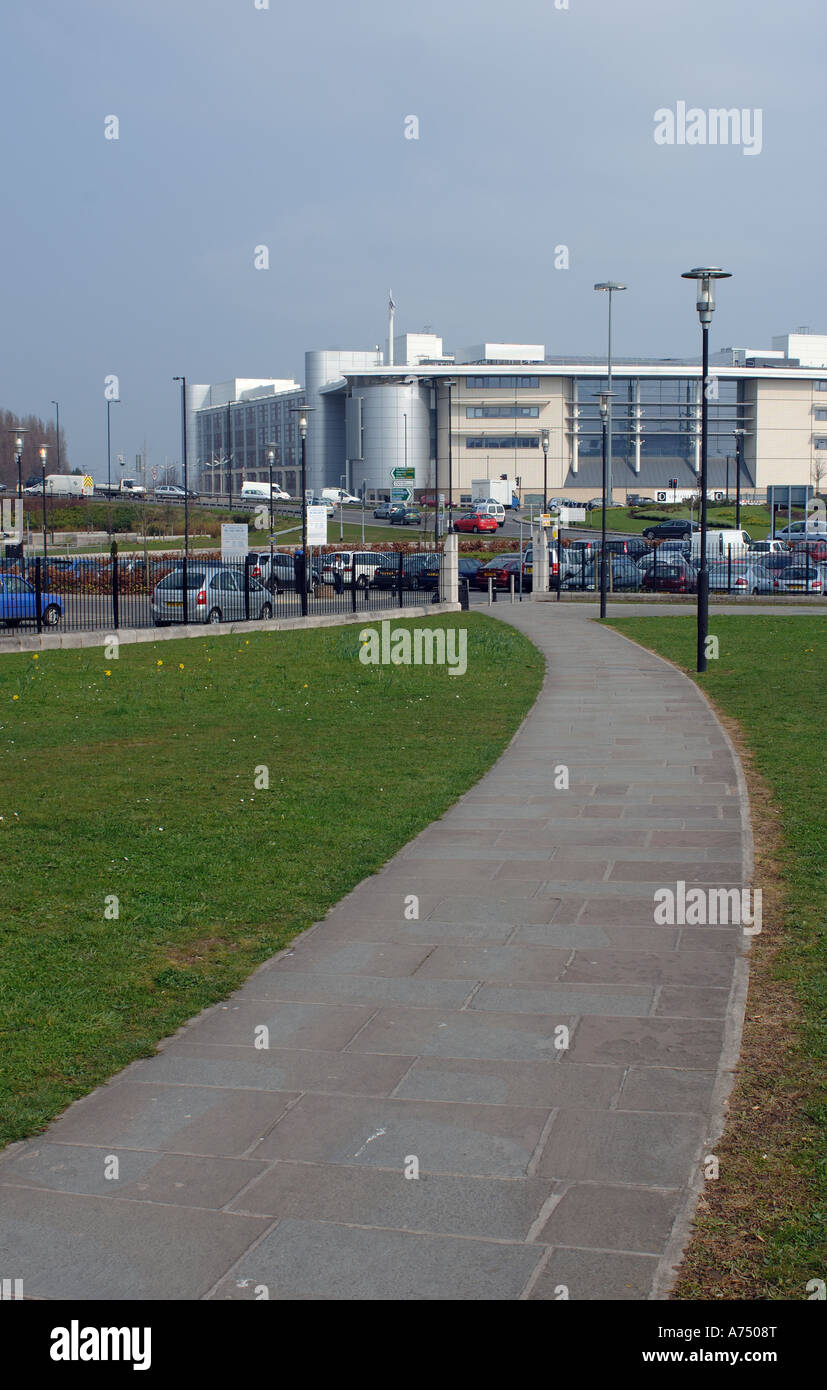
[479,500,506,528]
[688,528,751,561]
[241,481,290,502]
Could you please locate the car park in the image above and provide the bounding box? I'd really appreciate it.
[0,573,62,627]
[151,564,274,624]
[389,506,421,526]
[453,511,498,534]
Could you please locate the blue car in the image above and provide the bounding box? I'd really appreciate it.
[0,574,62,627]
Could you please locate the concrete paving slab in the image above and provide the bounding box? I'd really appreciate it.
[537,1182,683,1253]
[210,1218,543,1301]
[535,1109,705,1186]
[118,1045,413,1097]
[392,1056,622,1109]
[345,1005,578,1062]
[529,1248,660,1301]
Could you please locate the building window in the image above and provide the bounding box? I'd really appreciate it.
[815,409,827,421]
[465,376,540,390]
[814,437,827,449]
[465,435,540,448]
[465,405,539,419]
[815,380,827,391]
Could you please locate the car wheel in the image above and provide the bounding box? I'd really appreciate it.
[357,575,368,588]
[43,604,61,627]
[207,607,222,623]
[259,602,273,619]
[409,577,419,590]
[472,525,479,534]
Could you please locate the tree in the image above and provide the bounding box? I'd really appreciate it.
[0,408,69,488]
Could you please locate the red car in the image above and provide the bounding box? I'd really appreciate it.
[471,556,522,590]
[791,538,827,563]
[453,511,498,534]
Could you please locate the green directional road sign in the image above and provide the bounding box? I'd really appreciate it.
[391,486,413,503]
[391,466,416,481]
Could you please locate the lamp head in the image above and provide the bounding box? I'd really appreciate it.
[681,267,731,326]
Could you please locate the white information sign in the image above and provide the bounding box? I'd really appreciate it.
[221,523,248,561]
[306,505,328,545]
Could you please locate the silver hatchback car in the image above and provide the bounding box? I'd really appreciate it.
[151,565,273,625]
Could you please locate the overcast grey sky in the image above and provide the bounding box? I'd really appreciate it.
[0,0,822,476]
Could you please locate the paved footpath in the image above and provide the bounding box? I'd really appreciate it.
[0,603,751,1300]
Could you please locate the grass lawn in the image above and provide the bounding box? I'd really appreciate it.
[0,613,543,1149]
[584,503,775,538]
[606,613,826,1298]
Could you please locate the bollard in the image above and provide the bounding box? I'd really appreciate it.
[488,577,493,606]
[510,573,515,603]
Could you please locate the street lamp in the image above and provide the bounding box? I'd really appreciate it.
[8,429,28,502]
[682,266,732,673]
[541,429,550,511]
[106,396,120,536]
[733,427,745,529]
[266,444,277,536]
[173,377,189,559]
[290,405,314,617]
[594,282,627,507]
[597,393,612,620]
[39,445,49,559]
[445,378,456,530]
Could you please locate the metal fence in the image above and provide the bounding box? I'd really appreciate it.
[0,545,446,636]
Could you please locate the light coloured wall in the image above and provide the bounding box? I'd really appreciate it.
[448,375,569,497]
[752,378,822,489]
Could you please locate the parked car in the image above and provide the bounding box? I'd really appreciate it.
[471,556,522,591]
[707,561,772,594]
[747,539,787,557]
[248,551,320,594]
[370,552,441,591]
[151,564,274,624]
[627,494,655,507]
[457,556,482,579]
[639,558,698,593]
[475,501,506,527]
[641,520,700,541]
[453,511,498,534]
[601,536,650,560]
[790,538,827,564]
[0,573,62,627]
[774,521,827,542]
[522,544,560,591]
[318,551,388,588]
[759,552,797,574]
[389,507,422,527]
[771,565,824,594]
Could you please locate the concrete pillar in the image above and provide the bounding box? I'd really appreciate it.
[530,522,549,598]
[443,531,459,603]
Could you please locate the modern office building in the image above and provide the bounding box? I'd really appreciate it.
[190,329,827,503]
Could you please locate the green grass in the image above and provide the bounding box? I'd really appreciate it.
[606,614,826,1296]
[0,614,543,1148]
[584,503,775,538]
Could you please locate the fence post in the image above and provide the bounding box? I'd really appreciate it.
[727,548,732,593]
[111,541,119,631]
[351,554,357,612]
[35,556,42,635]
[181,555,188,625]
[244,553,251,621]
[397,550,404,608]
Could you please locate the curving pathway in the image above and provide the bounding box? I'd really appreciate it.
[0,603,751,1300]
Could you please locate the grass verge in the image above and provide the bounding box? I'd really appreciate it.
[0,613,543,1148]
[607,613,826,1299]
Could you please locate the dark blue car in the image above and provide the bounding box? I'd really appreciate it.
[0,574,62,627]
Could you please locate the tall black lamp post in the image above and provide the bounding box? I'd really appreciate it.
[598,393,611,620]
[106,396,120,536]
[9,429,28,502]
[173,377,189,557]
[733,427,745,530]
[682,266,731,673]
[290,405,314,616]
[594,281,627,506]
[39,445,49,558]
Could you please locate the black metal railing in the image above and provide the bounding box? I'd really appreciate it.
[0,544,446,636]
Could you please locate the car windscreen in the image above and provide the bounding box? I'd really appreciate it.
[157,570,206,590]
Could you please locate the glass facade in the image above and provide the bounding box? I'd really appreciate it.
[573,376,746,467]
[195,393,304,493]
[465,435,539,449]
